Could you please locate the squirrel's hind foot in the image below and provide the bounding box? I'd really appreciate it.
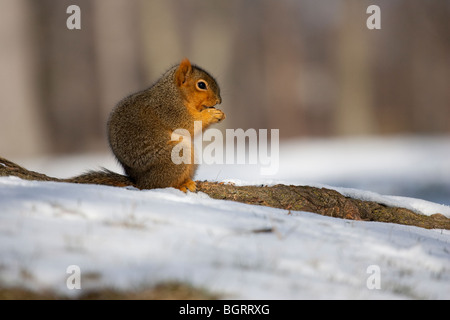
[177,179,197,193]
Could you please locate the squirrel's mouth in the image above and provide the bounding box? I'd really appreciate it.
[201,105,216,110]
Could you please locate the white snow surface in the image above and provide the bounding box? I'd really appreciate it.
[1,136,449,299]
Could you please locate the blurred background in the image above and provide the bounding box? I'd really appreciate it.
[0,0,449,203]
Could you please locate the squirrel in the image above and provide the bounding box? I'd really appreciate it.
[0,58,225,192]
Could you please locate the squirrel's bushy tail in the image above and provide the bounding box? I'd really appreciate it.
[66,169,135,188]
[0,156,60,182]
[0,156,135,188]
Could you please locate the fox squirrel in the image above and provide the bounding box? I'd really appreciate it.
[0,59,225,192]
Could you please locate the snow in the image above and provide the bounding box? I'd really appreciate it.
[1,136,449,299]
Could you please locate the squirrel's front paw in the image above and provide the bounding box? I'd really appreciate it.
[206,108,226,123]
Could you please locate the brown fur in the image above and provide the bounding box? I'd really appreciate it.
[0,59,224,192]
[107,58,224,192]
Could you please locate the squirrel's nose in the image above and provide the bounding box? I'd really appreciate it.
[216,96,222,105]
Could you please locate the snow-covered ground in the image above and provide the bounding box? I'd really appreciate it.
[1,136,449,299]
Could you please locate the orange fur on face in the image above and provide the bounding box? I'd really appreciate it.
[175,59,225,131]
[176,59,221,110]
[169,59,224,192]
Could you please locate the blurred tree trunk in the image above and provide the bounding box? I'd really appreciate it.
[262,1,304,138]
[0,0,49,157]
[93,0,145,143]
[227,0,268,131]
[410,2,450,133]
[139,0,183,76]
[31,0,144,154]
[335,0,376,135]
[33,0,100,153]
[28,0,97,153]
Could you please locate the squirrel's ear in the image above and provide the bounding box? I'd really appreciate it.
[175,58,192,87]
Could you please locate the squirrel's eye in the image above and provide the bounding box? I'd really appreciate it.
[197,80,207,90]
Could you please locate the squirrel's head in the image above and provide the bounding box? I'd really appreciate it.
[175,58,222,111]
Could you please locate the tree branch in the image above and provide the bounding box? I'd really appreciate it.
[1,156,448,230]
[196,181,450,230]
